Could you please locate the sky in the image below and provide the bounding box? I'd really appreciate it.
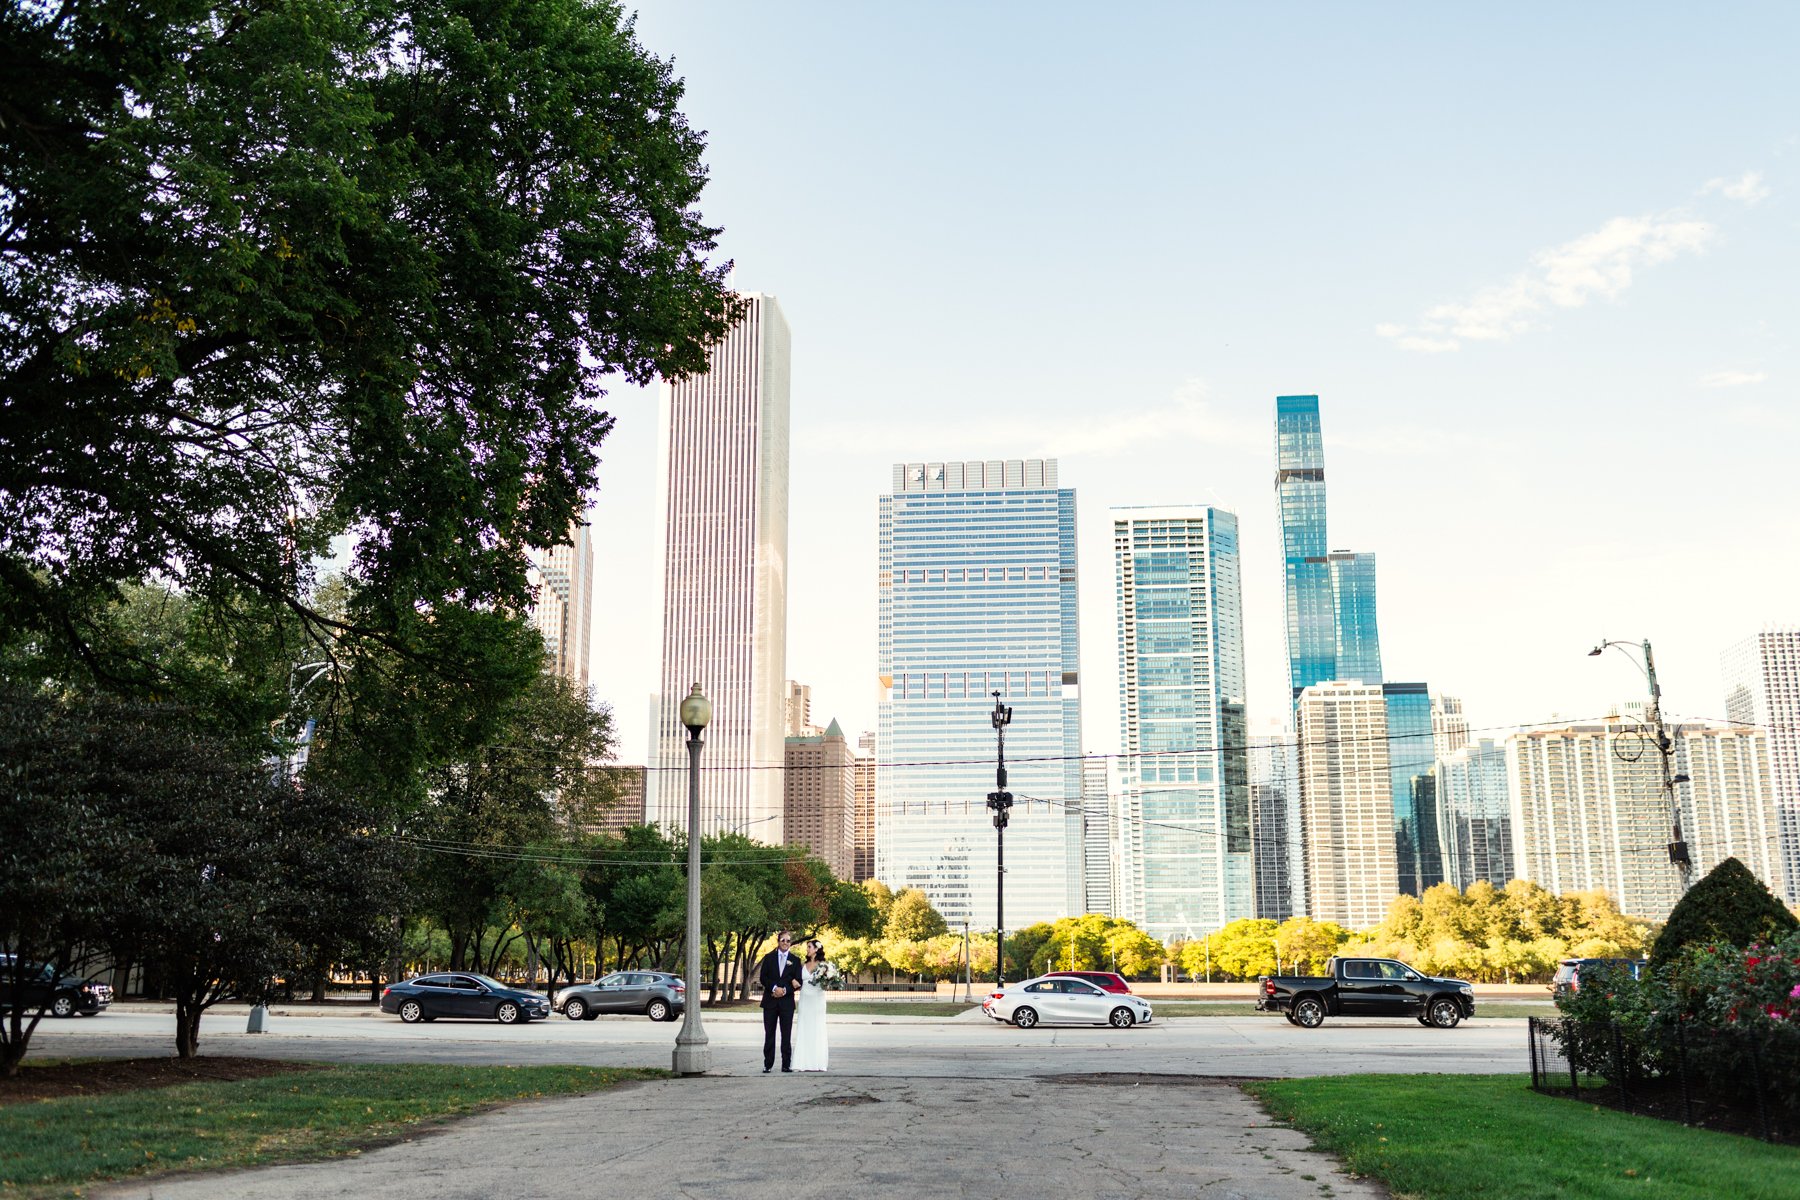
[583,3,1800,766]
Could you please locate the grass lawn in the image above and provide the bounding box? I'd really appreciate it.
[1245,1073,1800,1200]
[0,1061,662,1198]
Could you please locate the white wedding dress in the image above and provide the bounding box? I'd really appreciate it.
[791,965,829,1072]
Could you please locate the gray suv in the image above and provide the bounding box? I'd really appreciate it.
[555,971,686,1021]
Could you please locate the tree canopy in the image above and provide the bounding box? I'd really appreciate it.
[1649,857,1799,970]
[1,0,738,696]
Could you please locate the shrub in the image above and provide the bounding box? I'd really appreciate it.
[1648,858,1797,971]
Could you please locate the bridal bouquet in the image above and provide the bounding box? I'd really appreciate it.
[808,961,841,989]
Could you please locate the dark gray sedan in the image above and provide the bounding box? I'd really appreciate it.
[555,971,686,1021]
[379,973,552,1024]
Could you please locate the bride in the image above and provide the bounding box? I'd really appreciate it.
[791,939,831,1072]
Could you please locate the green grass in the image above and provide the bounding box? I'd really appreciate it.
[826,1000,980,1017]
[0,1062,663,1198]
[1245,1073,1800,1199]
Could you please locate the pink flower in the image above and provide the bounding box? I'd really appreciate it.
[1790,984,1800,1001]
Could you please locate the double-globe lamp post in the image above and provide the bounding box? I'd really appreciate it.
[1588,638,1692,890]
[672,683,711,1076]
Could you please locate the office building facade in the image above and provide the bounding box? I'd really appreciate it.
[1082,756,1113,916]
[1722,630,1800,902]
[852,731,876,883]
[876,459,1084,929]
[527,521,595,688]
[1250,730,1301,919]
[1437,739,1512,889]
[646,293,790,836]
[1110,506,1251,939]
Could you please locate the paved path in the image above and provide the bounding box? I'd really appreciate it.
[94,1072,1387,1200]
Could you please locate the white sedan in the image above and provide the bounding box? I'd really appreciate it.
[982,975,1155,1029]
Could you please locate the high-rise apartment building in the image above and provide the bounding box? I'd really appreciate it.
[1437,739,1512,889]
[588,766,647,836]
[646,294,790,837]
[1508,717,1780,921]
[784,680,817,737]
[527,521,594,687]
[1296,682,1397,928]
[1275,395,1383,701]
[1250,729,1301,919]
[1386,683,1442,896]
[852,731,876,883]
[876,459,1084,929]
[1110,506,1251,939]
[1082,757,1113,917]
[784,719,855,879]
[1722,630,1800,902]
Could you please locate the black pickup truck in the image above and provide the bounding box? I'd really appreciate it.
[1256,956,1475,1028]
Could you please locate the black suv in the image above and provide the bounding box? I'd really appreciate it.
[1552,957,1644,998]
[0,954,114,1017]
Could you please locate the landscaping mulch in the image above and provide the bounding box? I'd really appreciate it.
[0,1056,316,1105]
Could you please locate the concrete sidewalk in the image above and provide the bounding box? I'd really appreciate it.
[94,1072,1385,1200]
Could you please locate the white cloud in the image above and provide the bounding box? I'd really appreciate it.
[1380,212,1716,352]
[1701,369,1767,388]
[1702,170,1770,205]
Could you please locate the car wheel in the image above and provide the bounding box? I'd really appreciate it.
[1284,1011,1299,1025]
[496,1001,522,1025]
[1416,1014,1431,1026]
[398,1000,424,1024]
[1013,1006,1039,1029]
[1108,1006,1135,1029]
[564,998,587,1021]
[51,994,77,1019]
[1429,997,1462,1029]
[1293,996,1326,1028]
[646,998,672,1021]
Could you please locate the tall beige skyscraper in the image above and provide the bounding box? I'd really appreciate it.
[1296,681,1397,929]
[784,718,855,879]
[852,731,876,883]
[528,521,594,687]
[646,293,790,836]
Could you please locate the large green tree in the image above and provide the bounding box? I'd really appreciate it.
[1,0,738,697]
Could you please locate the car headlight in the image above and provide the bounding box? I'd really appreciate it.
[1459,985,1473,994]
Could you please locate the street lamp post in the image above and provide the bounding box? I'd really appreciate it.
[986,693,1014,988]
[1588,639,1692,890]
[673,683,712,1075]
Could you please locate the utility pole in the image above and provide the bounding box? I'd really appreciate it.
[986,692,1014,987]
[1591,639,1692,892]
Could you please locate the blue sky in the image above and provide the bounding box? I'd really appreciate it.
[588,3,1799,761]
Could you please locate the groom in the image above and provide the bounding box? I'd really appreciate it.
[758,930,805,1073]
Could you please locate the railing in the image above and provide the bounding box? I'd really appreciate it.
[1528,1015,1797,1145]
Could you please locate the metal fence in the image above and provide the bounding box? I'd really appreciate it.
[1528,1015,1798,1145]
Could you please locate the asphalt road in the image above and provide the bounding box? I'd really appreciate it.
[32,1004,1532,1078]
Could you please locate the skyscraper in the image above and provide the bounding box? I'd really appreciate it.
[1722,630,1800,903]
[784,718,855,879]
[1437,739,1512,889]
[1385,682,1442,896]
[1250,729,1301,919]
[1296,681,1397,928]
[527,521,594,687]
[1275,396,1384,701]
[1110,505,1251,939]
[876,458,1083,929]
[1081,756,1113,917]
[852,731,876,883]
[646,293,790,837]
[1508,716,1780,921]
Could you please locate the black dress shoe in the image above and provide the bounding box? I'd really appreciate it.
[781,1067,793,1073]
[763,1067,772,1074]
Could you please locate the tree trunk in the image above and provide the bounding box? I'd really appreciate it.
[174,998,202,1059]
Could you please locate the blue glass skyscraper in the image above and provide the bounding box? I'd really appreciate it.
[1111,506,1251,939]
[876,459,1084,929]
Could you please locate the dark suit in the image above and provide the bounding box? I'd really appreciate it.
[759,949,805,1071]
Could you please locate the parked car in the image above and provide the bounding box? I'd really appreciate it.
[379,973,552,1024]
[982,974,1154,1029]
[0,954,112,1018]
[1552,957,1645,998]
[554,971,686,1021]
[1042,970,1132,994]
[1256,956,1474,1028]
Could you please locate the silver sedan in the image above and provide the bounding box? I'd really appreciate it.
[982,975,1154,1029]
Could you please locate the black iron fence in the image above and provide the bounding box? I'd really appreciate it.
[1528,1015,1798,1145]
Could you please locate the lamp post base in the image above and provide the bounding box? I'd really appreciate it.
[672,1032,710,1076]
